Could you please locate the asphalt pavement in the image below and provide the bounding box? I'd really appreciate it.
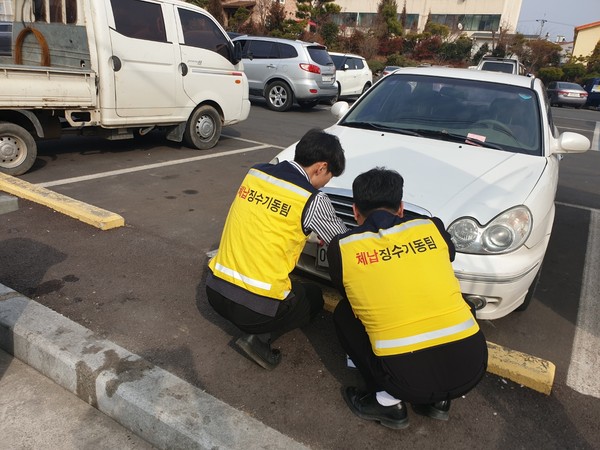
[1,106,599,449]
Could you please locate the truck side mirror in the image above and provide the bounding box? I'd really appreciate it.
[232,41,242,65]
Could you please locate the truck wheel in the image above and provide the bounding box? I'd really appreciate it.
[184,105,222,150]
[0,122,37,176]
[265,81,293,112]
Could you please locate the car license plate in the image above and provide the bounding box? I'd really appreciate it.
[322,75,333,83]
[567,93,579,97]
[316,244,329,269]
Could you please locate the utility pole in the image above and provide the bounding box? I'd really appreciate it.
[536,19,548,38]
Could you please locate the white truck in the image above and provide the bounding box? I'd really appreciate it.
[0,0,250,175]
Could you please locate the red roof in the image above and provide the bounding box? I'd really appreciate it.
[575,20,600,31]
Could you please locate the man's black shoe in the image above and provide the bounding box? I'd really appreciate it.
[412,400,451,421]
[342,387,409,429]
[235,334,281,370]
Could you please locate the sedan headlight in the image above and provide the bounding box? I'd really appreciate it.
[448,206,532,254]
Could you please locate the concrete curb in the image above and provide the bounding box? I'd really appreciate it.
[0,283,308,450]
[320,285,556,395]
[0,173,124,230]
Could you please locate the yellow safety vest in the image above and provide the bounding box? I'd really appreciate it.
[339,218,479,356]
[209,166,313,300]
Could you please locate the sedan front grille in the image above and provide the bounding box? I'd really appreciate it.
[325,191,430,228]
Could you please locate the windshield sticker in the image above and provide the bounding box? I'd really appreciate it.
[518,94,533,100]
[467,132,487,144]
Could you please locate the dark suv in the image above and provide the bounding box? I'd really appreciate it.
[584,77,600,109]
[233,36,337,111]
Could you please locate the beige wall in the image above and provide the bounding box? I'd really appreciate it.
[573,26,600,59]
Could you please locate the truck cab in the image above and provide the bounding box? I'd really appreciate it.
[476,56,527,76]
[0,0,250,175]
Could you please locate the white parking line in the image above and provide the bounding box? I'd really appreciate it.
[592,121,600,151]
[567,209,600,398]
[38,143,273,188]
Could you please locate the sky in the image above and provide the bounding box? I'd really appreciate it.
[517,0,599,42]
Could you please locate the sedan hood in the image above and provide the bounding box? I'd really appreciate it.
[323,126,548,224]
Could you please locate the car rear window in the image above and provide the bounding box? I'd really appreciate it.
[278,43,298,59]
[481,61,514,74]
[558,82,583,90]
[330,54,345,69]
[308,46,333,66]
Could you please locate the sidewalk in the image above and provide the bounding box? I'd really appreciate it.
[0,283,308,450]
[0,348,154,449]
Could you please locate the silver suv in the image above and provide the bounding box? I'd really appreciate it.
[233,35,337,112]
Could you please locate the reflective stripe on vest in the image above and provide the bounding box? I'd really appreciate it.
[376,317,476,350]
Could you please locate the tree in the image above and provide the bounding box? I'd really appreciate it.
[471,43,489,65]
[524,39,562,73]
[320,21,339,47]
[423,22,449,39]
[438,36,473,65]
[537,67,563,85]
[587,40,600,74]
[376,0,402,37]
[413,35,442,61]
[206,0,224,26]
[296,0,341,27]
[561,63,587,82]
[399,1,407,32]
[228,7,252,33]
[265,1,286,33]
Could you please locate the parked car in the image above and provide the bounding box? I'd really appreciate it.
[583,77,600,109]
[329,52,372,102]
[546,81,588,108]
[382,65,400,76]
[272,67,590,320]
[232,35,337,111]
[476,56,526,76]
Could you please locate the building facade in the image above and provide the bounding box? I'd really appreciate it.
[573,20,600,59]
[332,0,522,36]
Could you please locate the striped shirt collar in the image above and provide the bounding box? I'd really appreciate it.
[288,160,310,182]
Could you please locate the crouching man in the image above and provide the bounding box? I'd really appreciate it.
[206,129,347,370]
[327,167,487,429]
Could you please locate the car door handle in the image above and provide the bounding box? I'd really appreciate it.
[266,64,276,69]
[179,62,188,76]
[109,56,122,72]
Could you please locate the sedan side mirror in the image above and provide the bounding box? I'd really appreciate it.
[553,131,590,154]
[331,101,350,119]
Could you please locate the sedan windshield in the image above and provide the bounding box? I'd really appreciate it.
[341,74,542,156]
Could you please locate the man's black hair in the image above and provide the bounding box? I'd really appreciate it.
[353,167,404,216]
[294,128,345,177]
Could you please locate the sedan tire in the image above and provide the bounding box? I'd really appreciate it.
[516,266,542,312]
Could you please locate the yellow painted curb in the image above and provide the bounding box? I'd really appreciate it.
[486,342,555,395]
[317,282,555,395]
[0,173,124,230]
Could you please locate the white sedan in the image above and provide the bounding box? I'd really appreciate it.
[273,67,590,320]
